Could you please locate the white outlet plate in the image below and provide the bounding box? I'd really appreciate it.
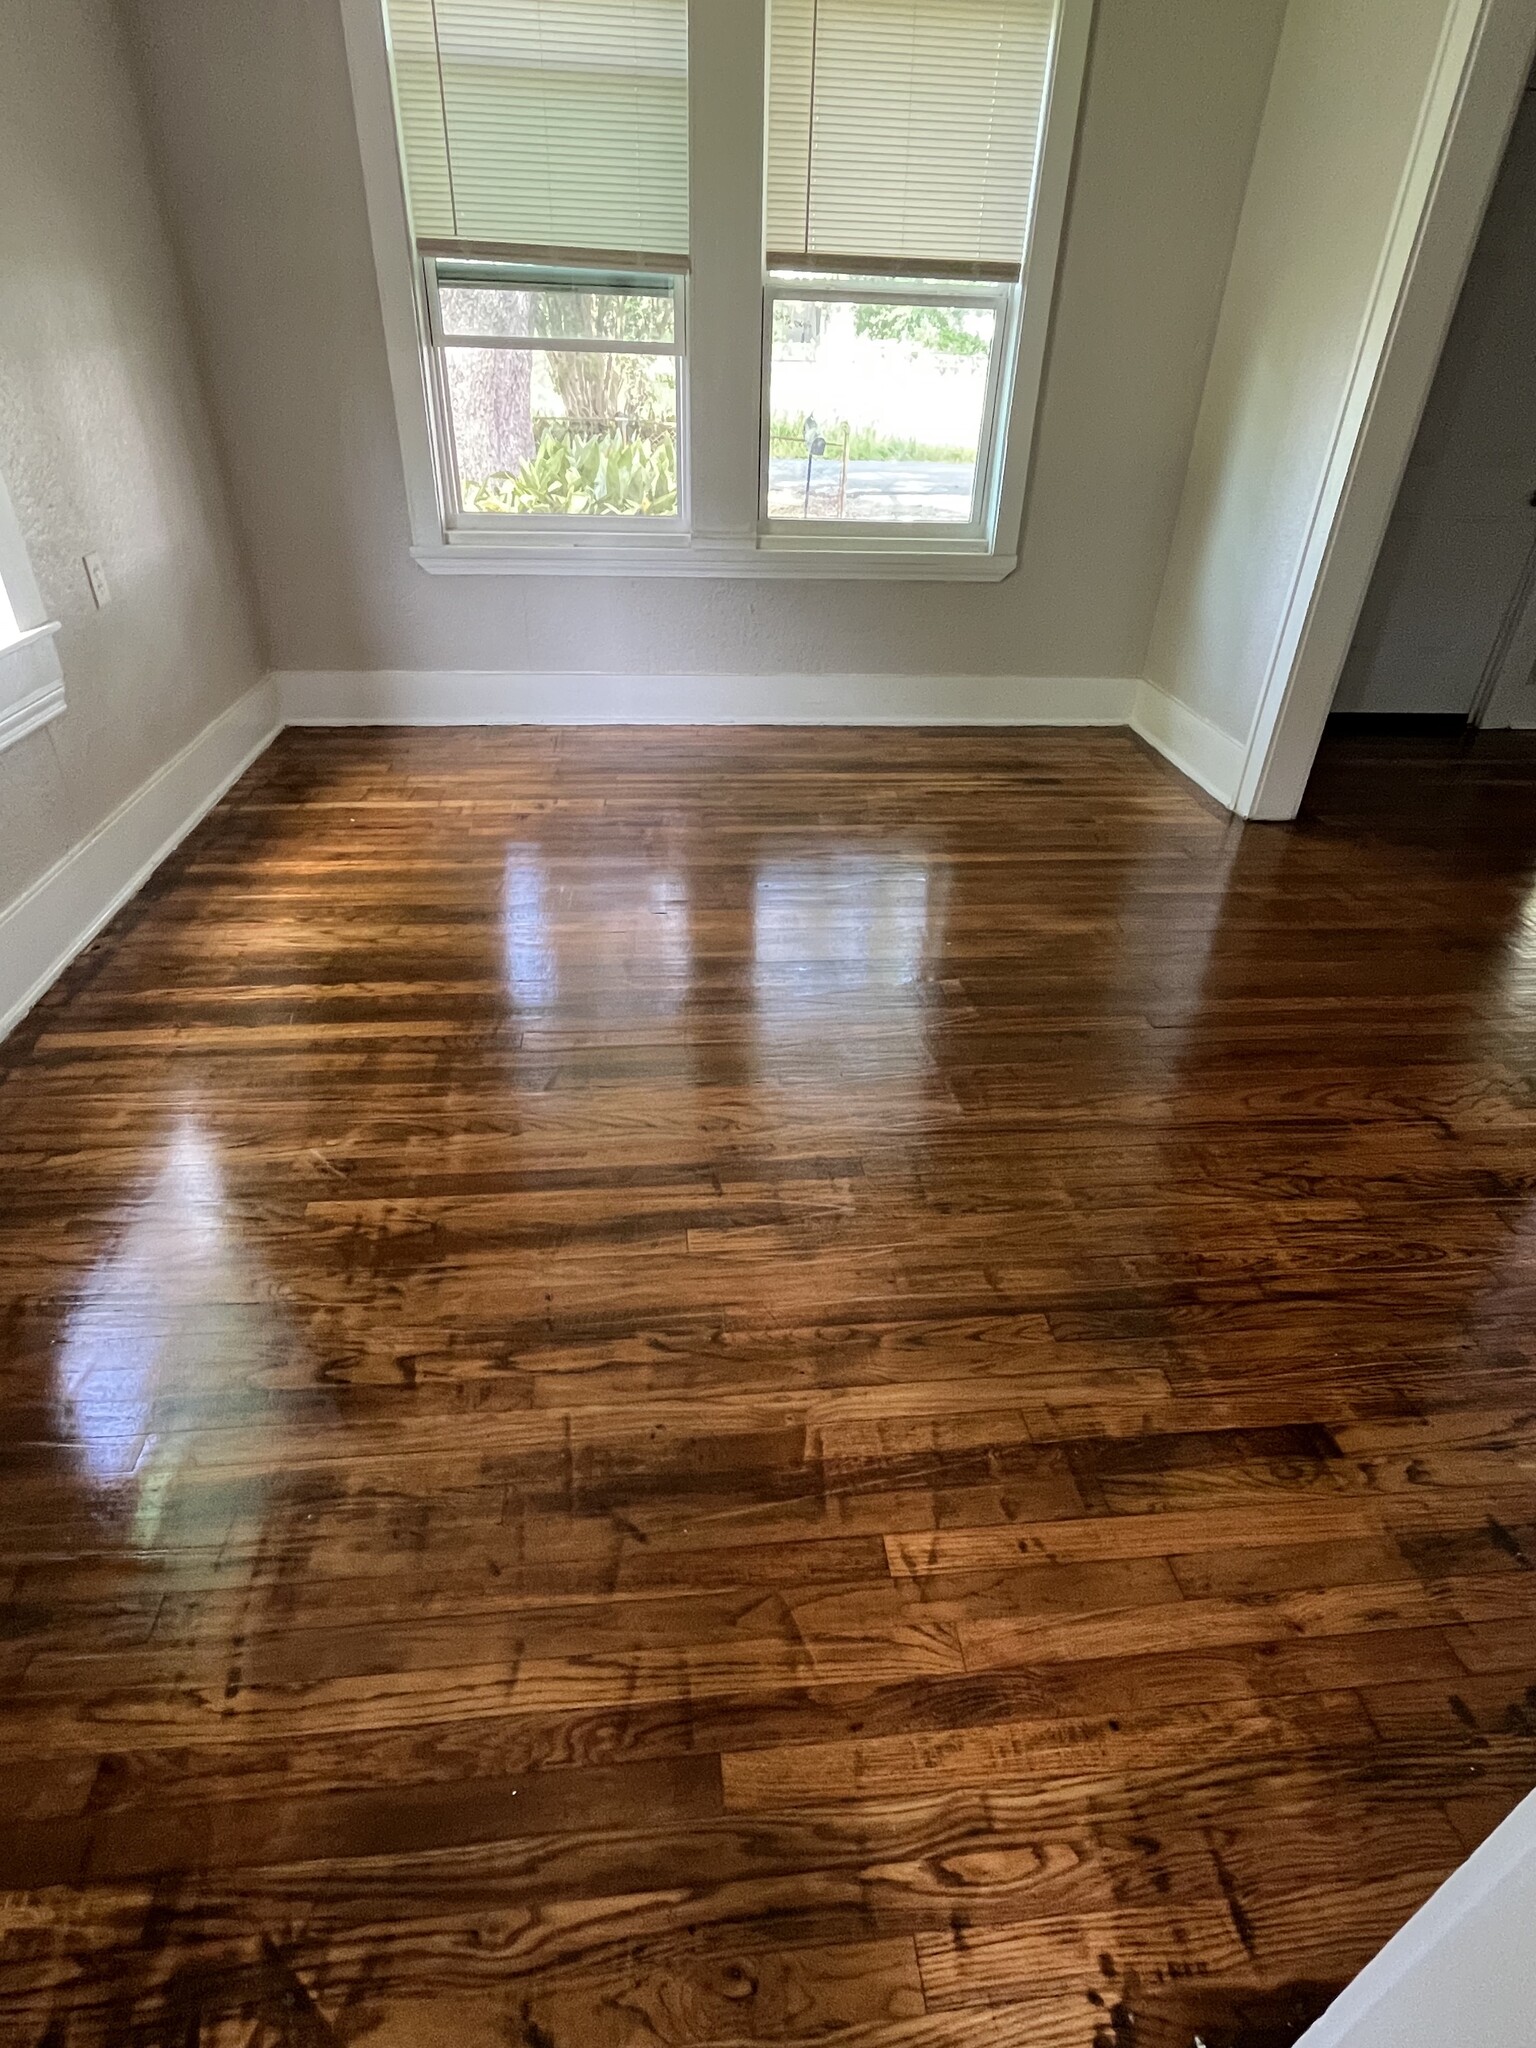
[83,553,111,608]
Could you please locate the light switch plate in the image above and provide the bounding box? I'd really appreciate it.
[83,552,112,608]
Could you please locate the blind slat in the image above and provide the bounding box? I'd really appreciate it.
[384,0,689,261]
[767,0,1055,274]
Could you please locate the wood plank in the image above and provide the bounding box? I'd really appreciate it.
[720,1692,1374,1814]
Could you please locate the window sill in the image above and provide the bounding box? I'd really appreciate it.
[410,538,1018,581]
[0,621,65,755]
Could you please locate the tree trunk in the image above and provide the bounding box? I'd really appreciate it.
[451,348,534,490]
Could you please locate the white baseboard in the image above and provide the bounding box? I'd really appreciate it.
[1297,1789,1536,2047]
[0,677,280,1043]
[0,667,1246,1043]
[277,668,1139,727]
[1130,677,1248,809]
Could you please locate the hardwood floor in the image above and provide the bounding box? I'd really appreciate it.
[2,724,1535,2046]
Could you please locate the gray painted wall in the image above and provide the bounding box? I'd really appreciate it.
[0,0,262,909]
[120,0,1287,684]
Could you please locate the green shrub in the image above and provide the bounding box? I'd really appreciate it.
[466,427,677,517]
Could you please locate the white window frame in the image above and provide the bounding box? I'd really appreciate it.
[339,0,1095,581]
[0,463,64,756]
[424,258,690,541]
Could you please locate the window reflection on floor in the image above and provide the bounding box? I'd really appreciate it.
[501,852,559,1008]
[753,853,932,988]
[1497,874,1536,1016]
[501,849,692,1014]
[53,1118,231,1499]
[751,852,943,1109]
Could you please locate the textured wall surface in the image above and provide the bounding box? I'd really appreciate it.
[121,0,1286,682]
[0,0,262,910]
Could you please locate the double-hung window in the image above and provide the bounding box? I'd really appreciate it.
[347,0,1090,576]
[385,0,690,536]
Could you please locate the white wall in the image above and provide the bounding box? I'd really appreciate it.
[0,0,263,914]
[1144,0,1491,752]
[119,0,1286,688]
[1336,84,1536,717]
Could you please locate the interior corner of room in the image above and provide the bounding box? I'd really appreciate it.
[4,0,1530,1015]
[4,0,1531,994]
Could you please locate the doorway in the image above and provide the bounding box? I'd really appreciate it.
[1330,76,1536,738]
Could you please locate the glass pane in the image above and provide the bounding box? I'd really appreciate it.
[766,298,997,524]
[447,347,677,516]
[438,280,675,345]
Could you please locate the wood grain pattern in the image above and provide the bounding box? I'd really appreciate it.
[2,724,1535,2044]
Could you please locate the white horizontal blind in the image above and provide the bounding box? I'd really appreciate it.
[384,0,689,263]
[767,0,1056,277]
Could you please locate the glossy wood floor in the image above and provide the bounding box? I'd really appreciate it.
[3,725,1536,2047]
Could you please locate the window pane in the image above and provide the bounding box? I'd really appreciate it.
[447,347,677,516]
[766,298,996,523]
[438,279,676,345]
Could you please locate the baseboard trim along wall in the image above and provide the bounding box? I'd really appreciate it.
[0,678,280,1044]
[1129,678,1249,809]
[276,669,1141,728]
[0,668,1258,1042]
[277,669,1250,808]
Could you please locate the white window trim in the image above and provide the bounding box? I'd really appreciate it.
[0,464,64,756]
[339,0,1095,581]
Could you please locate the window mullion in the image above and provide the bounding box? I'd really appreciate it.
[684,0,767,550]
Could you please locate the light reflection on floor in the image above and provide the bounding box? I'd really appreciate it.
[47,1114,299,1562]
[54,1117,228,1486]
[752,852,936,998]
[750,851,943,1133]
[501,848,691,1012]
